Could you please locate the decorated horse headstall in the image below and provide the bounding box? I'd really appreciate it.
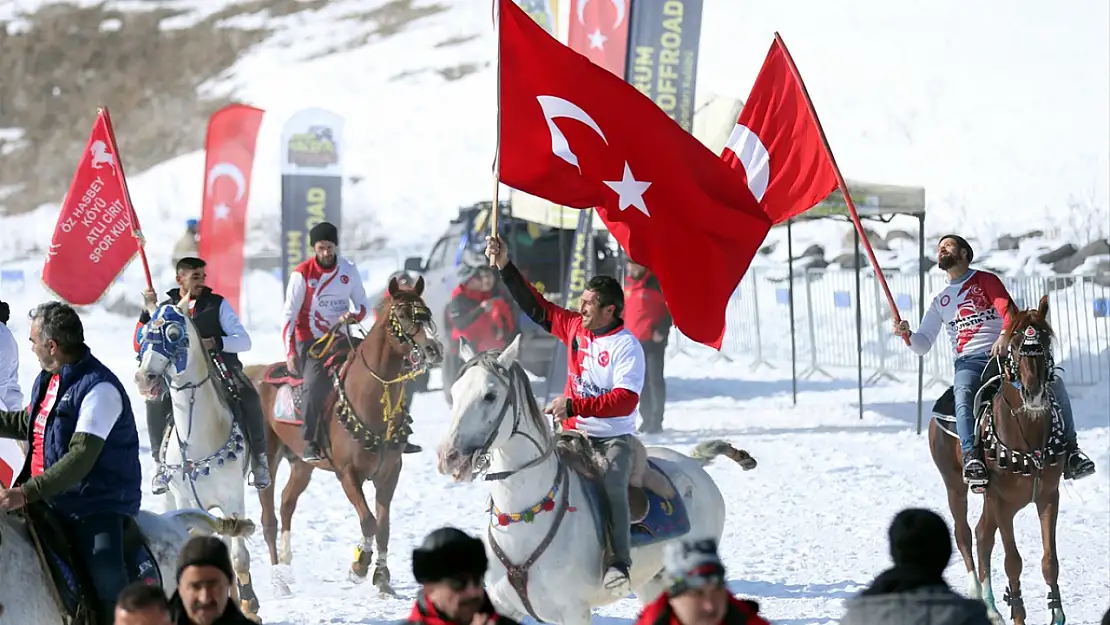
[137,307,190,374]
[385,299,436,368]
[1002,324,1055,384]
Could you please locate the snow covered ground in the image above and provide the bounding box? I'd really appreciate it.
[5,307,1108,625]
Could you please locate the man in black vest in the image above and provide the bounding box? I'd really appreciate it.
[137,257,271,494]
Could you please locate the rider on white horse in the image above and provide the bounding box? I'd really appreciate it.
[893,234,1096,487]
[281,221,372,463]
[485,235,645,595]
[136,256,272,493]
[0,302,142,623]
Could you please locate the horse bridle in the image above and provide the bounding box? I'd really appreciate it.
[458,353,553,482]
[1002,324,1055,395]
[138,312,215,402]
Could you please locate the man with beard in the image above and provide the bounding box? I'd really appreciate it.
[281,221,370,462]
[136,257,271,492]
[893,234,1095,487]
[403,527,520,625]
[169,537,253,625]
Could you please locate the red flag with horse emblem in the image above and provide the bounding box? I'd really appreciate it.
[198,104,265,314]
[42,108,147,306]
[497,0,771,349]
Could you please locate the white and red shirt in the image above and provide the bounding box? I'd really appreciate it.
[545,307,645,438]
[282,256,369,357]
[30,374,61,477]
[910,269,1015,358]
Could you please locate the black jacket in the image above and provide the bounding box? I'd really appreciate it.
[138,287,242,370]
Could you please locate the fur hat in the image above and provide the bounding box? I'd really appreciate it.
[309,222,339,246]
[411,527,487,583]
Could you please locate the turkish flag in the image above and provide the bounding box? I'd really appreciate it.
[498,0,771,349]
[42,108,142,306]
[566,0,631,75]
[197,104,264,314]
[722,36,838,225]
[0,439,23,488]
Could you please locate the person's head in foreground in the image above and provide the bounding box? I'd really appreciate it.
[113,581,171,625]
[175,536,237,625]
[662,538,735,625]
[412,527,489,623]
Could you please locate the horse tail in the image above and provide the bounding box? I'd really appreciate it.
[162,508,258,539]
[689,440,758,471]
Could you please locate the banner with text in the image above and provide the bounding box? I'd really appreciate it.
[42,108,141,305]
[625,0,704,132]
[543,208,596,403]
[280,108,344,289]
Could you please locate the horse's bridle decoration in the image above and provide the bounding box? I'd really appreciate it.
[137,305,245,507]
[1001,324,1055,399]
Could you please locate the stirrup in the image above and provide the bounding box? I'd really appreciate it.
[151,471,170,495]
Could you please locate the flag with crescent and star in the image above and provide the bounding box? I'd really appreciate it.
[497,0,771,349]
[721,36,838,225]
[198,103,264,313]
[566,0,630,76]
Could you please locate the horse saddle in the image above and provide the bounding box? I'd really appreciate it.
[263,349,353,424]
[932,357,1004,432]
[23,504,162,625]
[555,433,691,551]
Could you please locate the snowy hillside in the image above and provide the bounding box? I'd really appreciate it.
[1,0,1108,275]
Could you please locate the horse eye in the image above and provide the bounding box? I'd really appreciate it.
[482,391,497,403]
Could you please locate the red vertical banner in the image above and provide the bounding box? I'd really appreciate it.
[42,108,145,305]
[566,0,631,75]
[197,104,265,314]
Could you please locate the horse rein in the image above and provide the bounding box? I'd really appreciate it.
[460,355,553,482]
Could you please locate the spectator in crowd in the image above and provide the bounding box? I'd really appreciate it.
[635,537,767,625]
[403,527,520,625]
[169,536,253,625]
[449,264,515,354]
[840,508,991,625]
[623,261,671,434]
[0,300,21,411]
[113,582,171,625]
[173,219,200,265]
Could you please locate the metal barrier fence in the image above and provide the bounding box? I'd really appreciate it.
[672,268,1110,388]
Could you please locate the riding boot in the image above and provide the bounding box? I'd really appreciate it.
[962,448,989,487]
[1064,444,1096,481]
[237,387,272,489]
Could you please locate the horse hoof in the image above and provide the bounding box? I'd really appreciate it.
[349,569,368,584]
[272,578,292,598]
[378,582,398,598]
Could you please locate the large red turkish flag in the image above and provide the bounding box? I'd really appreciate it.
[197,104,264,314]
[498,0,770,349]
[721,37,838,225]
[566,0,631,76]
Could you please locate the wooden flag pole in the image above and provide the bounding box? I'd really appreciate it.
[773,33,910,345]
[100,106,155,294]
[489,0,503,266]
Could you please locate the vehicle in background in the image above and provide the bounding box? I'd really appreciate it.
[389,201,618,399]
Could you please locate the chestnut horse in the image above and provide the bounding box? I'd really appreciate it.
[929,295,1069,625]
[245,276,443,597]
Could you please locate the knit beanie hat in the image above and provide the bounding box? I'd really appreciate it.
[176,536,235,583]
[938,234,974,263]
[888,508,952,577]
[663,538,727,596]
[309,222,339,246]
[412,527,488,583]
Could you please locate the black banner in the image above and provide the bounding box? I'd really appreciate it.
[625,0,705,132]
[280,107,345,288]
[543,208,596,404]
[280,175,343,284]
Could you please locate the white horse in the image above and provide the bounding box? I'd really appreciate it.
[0,507,253,624]
[134,294,259,621]
[437,336,758,625]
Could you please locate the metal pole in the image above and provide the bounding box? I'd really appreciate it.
[916,212,926,434]
[854,227,864,420]
[787,220,798,405]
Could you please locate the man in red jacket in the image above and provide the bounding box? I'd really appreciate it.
[635,538,769,625]
[449,264,515,353]
[624,261,672,434]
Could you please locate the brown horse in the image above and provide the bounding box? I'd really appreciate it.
[245,276,443,597]
[929,295,1068,625]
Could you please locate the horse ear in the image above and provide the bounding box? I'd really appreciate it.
[497,334,522,368]
[1037,294,1049,318]
[413,275,425,296]
[458,337,476,363]
[388,277,400,298]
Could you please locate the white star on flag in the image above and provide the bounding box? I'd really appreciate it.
[214,203,231,219]
[603,162,651,216]
[587,28,607,50]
